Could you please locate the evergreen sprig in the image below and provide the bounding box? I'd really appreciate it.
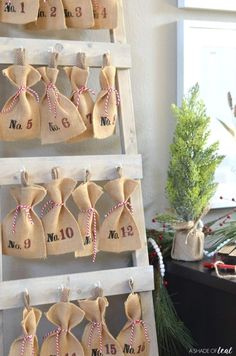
[166,84,224,222]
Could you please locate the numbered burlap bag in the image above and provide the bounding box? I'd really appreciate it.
[41,168,84,256]
[92,0,118,29]
[99,176,142,253]
[0,0,39,24]
[64,55,95,142]
[79,296,124,356]
[117,293,150,356]
[72,179,103,261]
[2,172,47,259]
[9,306,42,356]
[0,50,41,141]
[26,0,66,30]
[93,54,120,139]
[41,289,85,356]
[62,0,94,28]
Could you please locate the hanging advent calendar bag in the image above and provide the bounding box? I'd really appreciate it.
[79,296,124,356]
[0,0,39,24]
[117,293,150,356]
[2,172,47,259]
[38,52,86,144]
[92,0,118,29]
[62,0,94,29]
[72,176,103,261]
[99,174,142,253]
[41,168,84,255]
[41,288,85,356]
[93,54,120,139]
[64,53,95,142]
[26,0,66,30]
[9,306,42,356]
[0,48,41,141]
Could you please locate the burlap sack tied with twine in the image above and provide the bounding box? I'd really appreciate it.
[79,294,124,356]
[92,0,118,29]
[38,52,86,144]
[99,172,142,253]
[40,288,85,356]
[72,172,103,261]
[64,53,95,142]
[0,48,41,141]
[93,53,120,139]
[26,0,66,30]
[41,168,84,256]
[62,0,94,28]
[117,293,150,356]
[0,0,39,24]
[2,171,47,259]
[9,295,42,356]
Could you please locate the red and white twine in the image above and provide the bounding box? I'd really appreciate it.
[88,321,103,355]
[105,199,133,219]
[129,320,150,348]
[72,86,95,108]
[46,82,59,119]
[44,327,68,356]
[1,86,39,114]
[20,334,34,356]
[82,208,98,263]
[103,87,120,118]
[12,205,34,234]
[40,200,64,218]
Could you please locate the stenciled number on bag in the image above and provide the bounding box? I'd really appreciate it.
[121,225,134,238]
[49,122,60,132]
[100,116,111,126]
[75,6,82,17]
[137,343,145,353]
[4,2,15,13]
[47,227,74,243]
[108,230,119,240]
[94,7,107,19]
[91,350,103,356]
[62,117,71,128]
[8,238,31,250]
[24,238,31,249]
[84,235,91,245]
[123,343,146,354]
[9,120,22,130]
[20,2,25,13]
[50,6,56,17]
[105,344,117,354]
[27,119,33,129]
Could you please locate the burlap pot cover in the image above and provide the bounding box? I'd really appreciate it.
[62,0,94,29]
[79,296,124,356]
[0,0,39,24]
[9,307,42,356]
[171,221,204,262]
[117,293,150,356]
[99,177,142,253]
[41,170,84,256]
[72,181,103,261]
[92,0,118,29]
[64,66,95,142]
[40,302,85,356]
[2,182,47,259]
[93,60,120,139]
[0,64,41,141]
[38,66,86,144]
[26,0,67,30]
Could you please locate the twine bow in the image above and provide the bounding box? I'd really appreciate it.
[88,321,103,355]
[20,334,34,356]
[81,207,98,263]
[72,86,95,108]
[105,199,133,219]
[1,86,39,114]
[40,200,64,218]
[129,320,150,348]
[103,87,120,118]
[46,82,59,119]
[12,205,34,234]
[44,327,68,356]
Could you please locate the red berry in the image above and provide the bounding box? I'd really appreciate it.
[227,215,231,219]
[232,198,235,202]
[220,196,223,199]
[164,280,168,287]
[220,223,223,226]
[152,218,156,223]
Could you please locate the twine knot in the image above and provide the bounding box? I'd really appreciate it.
[44,327,68,356]
[72,86,95,108]
[105,199,133,219]
[2,86,39,114]
[40,200,64,218]
[129,320,150,348]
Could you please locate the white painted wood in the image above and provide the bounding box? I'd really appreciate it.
[0,266,154,310]
[0,37,131,68]
[0,218,4,354]
[0,154,142,185]
[178,0,236,11]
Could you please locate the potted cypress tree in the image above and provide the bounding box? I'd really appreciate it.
[165,84,224,261]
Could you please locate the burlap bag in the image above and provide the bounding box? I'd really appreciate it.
[26,0,66,30]
[92,0,118,29]
[62,0,94,28]
[117,294,150,356]
[0,50,41,141]
[41,289,85,356]
[171,221,204,261]
[64,54,95,142]
[2,172,47,259]
[9,306,42,356]
[41,168,84,256]
[93,54,120,139]
[72,179,103,261]
[79,296,124,356]
[0,0,39,24]
[99,177,141,253]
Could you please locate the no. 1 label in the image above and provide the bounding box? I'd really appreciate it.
[4,2,25,13]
